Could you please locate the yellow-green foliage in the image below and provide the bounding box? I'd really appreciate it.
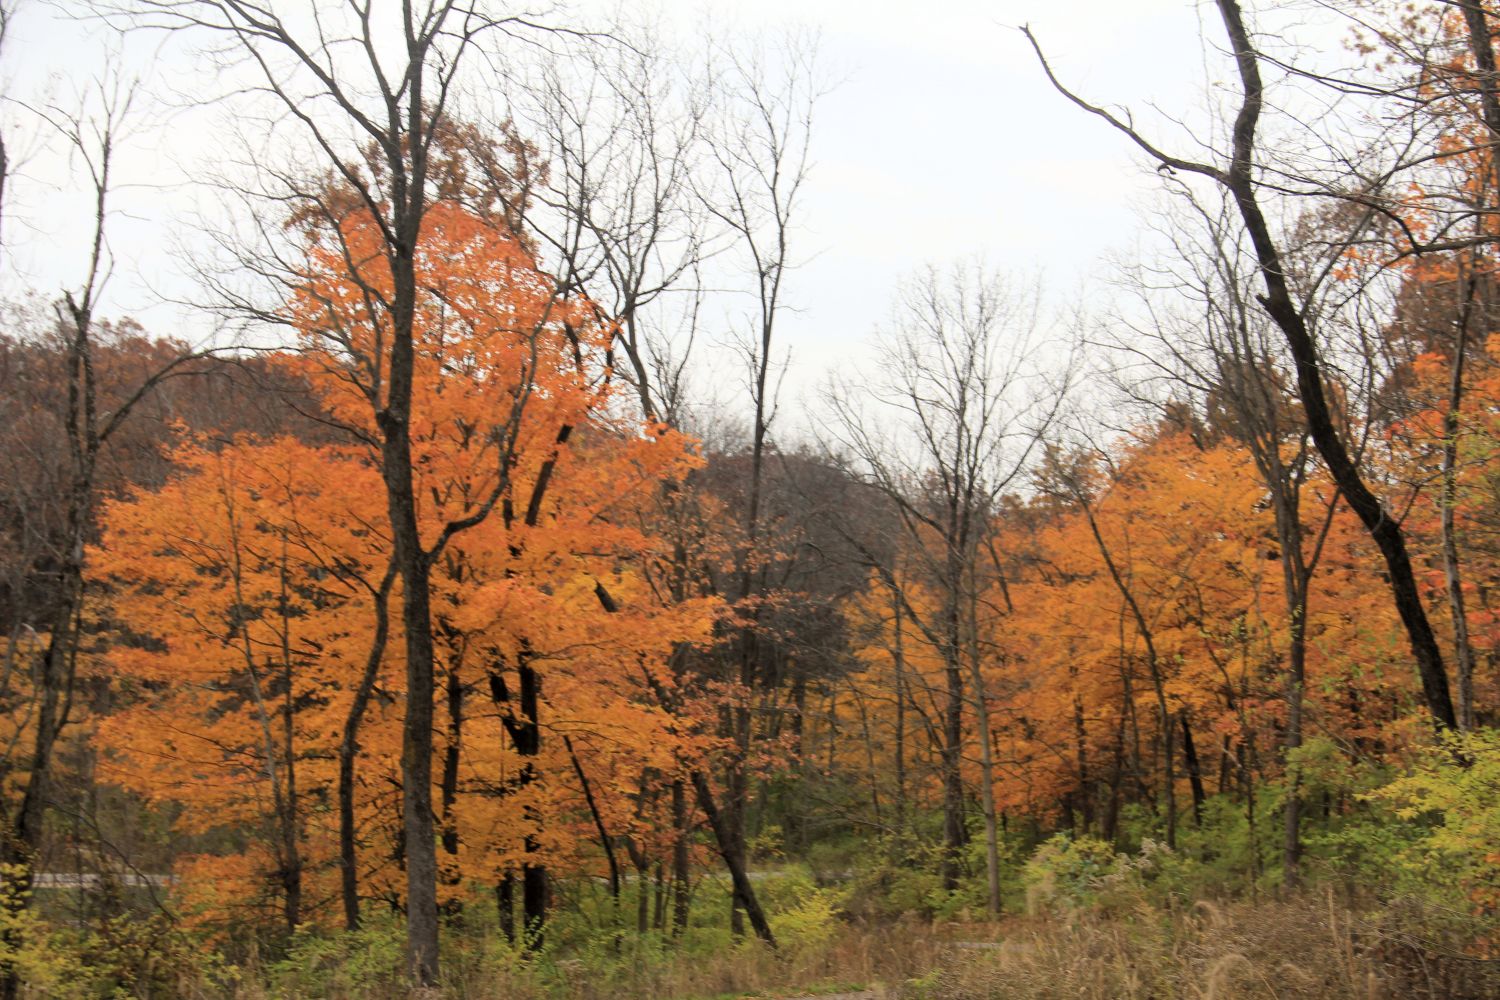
[1370,728,1500,922]
[1021,835,1117,914]
[0,866,210,998]
[0,866,84,997]
[763,868,846,955]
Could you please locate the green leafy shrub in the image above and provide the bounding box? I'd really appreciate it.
[1021,834,1116,913]
[842,835,945,919]
[0,868,213,999]
[759,865,847,954]
[264,912,405,998]
[1022,834,1197,914]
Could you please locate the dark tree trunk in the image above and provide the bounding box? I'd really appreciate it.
[381,225,443,981]
[1074,694,1092,834]
[893,597,907,829]
[565,735,620,903]
[339,567,395,931]
[672,779,691,937]
[497,873,516,945]
[486,652,547,951]
[691,770,776,948]
[1210,0,1455,728]
[440,661,464,919]
[940,599,966,890]
[1180,713,1205,826]
[518,660,547,948]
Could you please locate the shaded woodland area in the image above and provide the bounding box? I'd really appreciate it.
[2,1,1500,997]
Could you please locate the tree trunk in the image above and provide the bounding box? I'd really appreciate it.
[497,873,516,945]
[1283,581,1309,887]
[518,661,547,949]
[440,662,463,915]
[566,736,621,905]
[1211,0,1456,729]
[653,862,667,931]
[973,693,1001,915]
[339,567,394,930]
[672,779,691,937]
[941,644,965,890]
[382,318,441,982]
[1180,713,1205,827]
[1074,695,1092,834]
[966,624,1001,916]
[690,770,776,948]
[893,595,907,830]
[1443,268,1480,730]
[487,650,547,951]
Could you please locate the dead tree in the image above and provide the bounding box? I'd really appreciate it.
[824,264,1067,908]
[1025,0,1459,729]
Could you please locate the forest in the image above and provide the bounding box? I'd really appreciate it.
[1,0,1500,997]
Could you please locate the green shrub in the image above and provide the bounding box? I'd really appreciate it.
[1021,834,1116,913]
[264,912,405,998]
[842,835,945,919]
[1022,834,1197,914]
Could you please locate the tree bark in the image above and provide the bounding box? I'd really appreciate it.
[565,735,621,904]
[1443,268,1480,730]
[1179,713,1205,827]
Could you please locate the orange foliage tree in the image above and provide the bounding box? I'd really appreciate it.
[91,194,719,942]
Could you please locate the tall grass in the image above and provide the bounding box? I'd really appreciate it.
[186,892,1500,1000]
[900,893,1500,1000]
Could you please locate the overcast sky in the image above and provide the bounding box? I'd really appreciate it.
[0,1,1340,433]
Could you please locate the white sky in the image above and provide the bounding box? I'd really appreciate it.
[0,0,1347,437]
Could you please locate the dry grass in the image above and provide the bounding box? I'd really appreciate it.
[196,894,1500,1000]
[896,893,1500,1000]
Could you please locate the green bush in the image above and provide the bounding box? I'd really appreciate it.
[1022,834,1198,914]
[264,912,405,998]
[842,835,945,919]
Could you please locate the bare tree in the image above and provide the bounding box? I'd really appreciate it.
[0,76,213,1000]
[824,264,1067,911]
[697,29,820,941]
[518,23,712,424]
